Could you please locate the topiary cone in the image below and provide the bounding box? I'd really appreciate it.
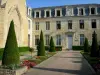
[2,20,20,65]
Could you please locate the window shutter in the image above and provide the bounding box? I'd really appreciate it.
[62,7,66,16]
[85,8,89,16]
[32,10,34,18]
[73,7,78,16]
[51,8,55,17]
[41,10,44,18]
[97,7,100,14]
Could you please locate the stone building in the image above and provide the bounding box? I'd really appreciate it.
[28,4,100,50]
[0,0,28,48]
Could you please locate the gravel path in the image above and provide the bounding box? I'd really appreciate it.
[24,51,95,75]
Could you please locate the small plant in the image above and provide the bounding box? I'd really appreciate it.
[29,48,34,58]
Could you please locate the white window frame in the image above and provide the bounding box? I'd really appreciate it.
[55,8,62,17]
[44,9,51,18]
[34,10,41,18]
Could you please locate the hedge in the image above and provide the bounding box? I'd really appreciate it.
[19,47,30,52]
[0,47,29,56]
[72,46,84,50]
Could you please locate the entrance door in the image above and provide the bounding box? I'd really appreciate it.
[68,35,73,49]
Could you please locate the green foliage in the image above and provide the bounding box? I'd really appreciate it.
[2,20,20,66]
[84,38,89,52]
[49,37,56,52]
[72,46,84,50]
[55,46,62,51]
[90,31,99,57]
[37,30,45,56]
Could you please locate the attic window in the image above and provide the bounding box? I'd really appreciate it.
[57,10,60,16]
[46,11,50,17]
[91,8,95,15]
[36,12,39,18]
[79,8,83,15]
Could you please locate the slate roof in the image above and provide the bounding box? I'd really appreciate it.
[32,4,100,10]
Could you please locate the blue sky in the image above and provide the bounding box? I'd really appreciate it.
[26,0,100,8]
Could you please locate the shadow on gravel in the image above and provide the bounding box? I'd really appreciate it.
[33,67,81,74]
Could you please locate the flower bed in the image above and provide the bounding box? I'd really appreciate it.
[22,52,56,69]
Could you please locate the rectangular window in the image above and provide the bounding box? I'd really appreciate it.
[28,20,30,29]
[35,35,39,45]
[36,12,39,18]
[57,10,60,16]
[80,34,84,46]
[46,11,50,17]
[56,35,61,45]
[45,35,50,45]
[35,22,39,30]
[28,34,30,47]
[68,20,72,29]
[79,20,84,29]
[91,8,95,15]
[56,21,61,30]
[79,8,83,15]
[92,19,96,28]
[46,21,50,30]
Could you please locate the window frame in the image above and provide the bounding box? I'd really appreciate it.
[35,22,39,30]
[79,20,84,29]
[46,21,50,30]
[68,20,72,29]
[56,21,61,30]
[91,19,96,28]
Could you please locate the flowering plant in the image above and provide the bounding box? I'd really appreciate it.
[22,60,36,69]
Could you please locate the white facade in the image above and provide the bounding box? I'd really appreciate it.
[28,4,100,50]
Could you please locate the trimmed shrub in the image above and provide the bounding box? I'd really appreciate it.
[55,46,62,51]
[37,30,45,56]
[49,37,56,52]
[90,31,99,57]
[2,20,20,65]
[72,46,84,50]
[84,38,89,52]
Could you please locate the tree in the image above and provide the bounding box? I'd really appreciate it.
[49,36,56,52]
[37,30,45,56]
[84,38,89,52]
[2,20,20,65]
[90,31,99,57]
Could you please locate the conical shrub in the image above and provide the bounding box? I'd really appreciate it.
[49,36,56,52]
[37,30,45,56]
[2,20,20,65]
[90,31,99,57]
[84,38,89,52]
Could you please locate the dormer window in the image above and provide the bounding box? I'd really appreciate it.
[36,12,39,18]
[57,10,60,16]
[46,11,50,17]
[79,8,84,15]
[91,8,95,15]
